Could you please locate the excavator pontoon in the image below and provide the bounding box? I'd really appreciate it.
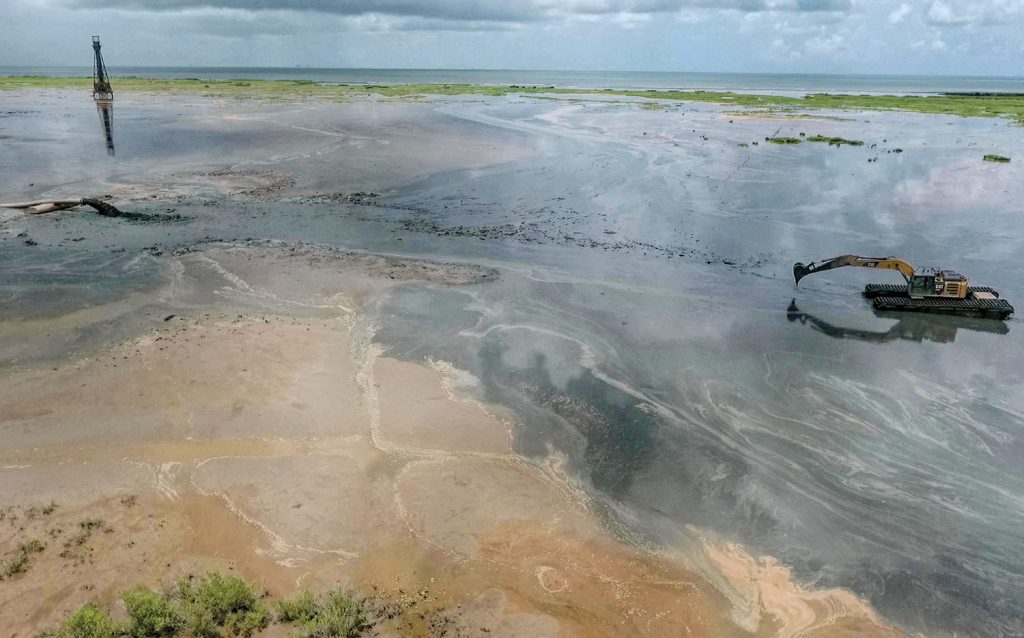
[793,255,1014,320]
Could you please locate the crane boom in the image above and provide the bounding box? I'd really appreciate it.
[793,255,915,286]
[92,36,113,101]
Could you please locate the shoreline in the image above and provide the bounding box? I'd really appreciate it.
[2,76,1023,124]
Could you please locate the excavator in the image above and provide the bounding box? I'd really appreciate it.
[793,255,1014,319]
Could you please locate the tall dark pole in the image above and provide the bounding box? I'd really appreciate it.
[92,36,113,101]
[92,36,115,154]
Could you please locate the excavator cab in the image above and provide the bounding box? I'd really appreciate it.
[910,268,969,299]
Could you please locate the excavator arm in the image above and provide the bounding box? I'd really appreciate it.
[793,255,915,286]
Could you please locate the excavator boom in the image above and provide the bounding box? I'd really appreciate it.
[793,255,915,286]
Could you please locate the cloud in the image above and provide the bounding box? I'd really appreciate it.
[911,36,947,50]
[167,8,521,36]
[888,3,912,24]
[926,0,1024,26]
[768,36,801,58]
[62,0,856,24]
[803,31,847,55]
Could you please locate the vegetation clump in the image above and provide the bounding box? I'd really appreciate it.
[38,571,449,638]
[123,587,182,638]
[638,101,667,110]
[983,154,1011,162]
[766,136,802,144]
[1,538,45,579]
[807,135,865,146]
[177,571,270,638]
[277,589,371,638]
[41,603,122,638]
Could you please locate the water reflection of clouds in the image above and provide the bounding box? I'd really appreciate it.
[487,325,590,390]
[892,159,1020,213]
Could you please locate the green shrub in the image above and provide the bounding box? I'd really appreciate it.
[766,136,802,144]
[278,589,370,638]
[123,587,181,637]
[45,603,123,638]
[276,590,318,623]
[314,590,370,638]
[177,571,270,638]
[42,572,378,638]
[984,154,1010,162]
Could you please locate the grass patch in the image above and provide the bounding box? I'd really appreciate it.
[41,572,273,637]
[984,154,1011,162]
[40,572,453,638]
[1,538,46,579]
[766,136,802,144]
[806,135,865,147]
[177,571,270,638]
[277,589,371,638]
[3,76,1024,124]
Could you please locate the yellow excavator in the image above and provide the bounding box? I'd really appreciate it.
[793,255,1014,319]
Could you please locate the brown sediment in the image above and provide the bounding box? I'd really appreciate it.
[375,357,514,454]
[704,542,905,637]
[0,245,905,637]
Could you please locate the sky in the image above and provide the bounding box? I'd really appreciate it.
[2,0,1022,75]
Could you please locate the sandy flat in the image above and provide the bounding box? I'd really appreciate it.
[0,245,904,637]
[375,357,513,454]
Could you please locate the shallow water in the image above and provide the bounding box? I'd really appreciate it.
[2,90,1023,635]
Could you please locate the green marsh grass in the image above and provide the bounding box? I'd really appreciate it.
[4,76,1024,124]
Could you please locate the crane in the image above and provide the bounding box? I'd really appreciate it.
[92,36,113,101]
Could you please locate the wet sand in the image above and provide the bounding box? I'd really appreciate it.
[0,244,899,636]
[2,88,1023,636]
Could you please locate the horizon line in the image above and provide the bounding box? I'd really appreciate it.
[3,65,1024,81]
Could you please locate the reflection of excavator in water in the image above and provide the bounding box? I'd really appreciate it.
[787,300,1009,343]
[793,255,1014,320]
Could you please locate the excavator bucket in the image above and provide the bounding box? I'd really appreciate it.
[793,262,813,286]
[81,197,121,217]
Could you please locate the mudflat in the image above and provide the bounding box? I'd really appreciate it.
[2,86,1022,637]
[2,244,899,636]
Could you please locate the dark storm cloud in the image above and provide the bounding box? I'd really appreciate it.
[63,0,855,21]
[65,0,542,21]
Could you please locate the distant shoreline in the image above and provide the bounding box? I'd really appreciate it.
[3,75,1023,124]
[3,66,1024,95]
